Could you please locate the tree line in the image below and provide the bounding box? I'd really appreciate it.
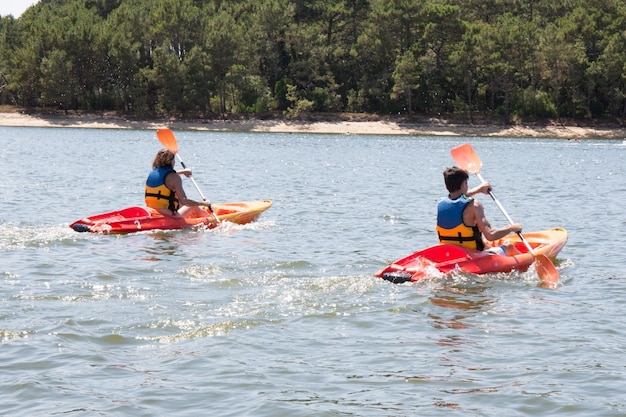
[1,0,625,122]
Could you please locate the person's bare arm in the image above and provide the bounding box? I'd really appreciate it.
[468,182,491,196]
[471,200,522,241]
[165,173,209,207]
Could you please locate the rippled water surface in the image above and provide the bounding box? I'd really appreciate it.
[1,127,625,416]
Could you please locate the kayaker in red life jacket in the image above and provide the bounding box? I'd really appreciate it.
[145,149,211,217]
[436,166,522,255]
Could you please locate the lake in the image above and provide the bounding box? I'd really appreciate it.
[1,126,625,416]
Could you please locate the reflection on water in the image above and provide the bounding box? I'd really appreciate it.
[426,284,497,392]
[138,231,185,260]
[428,283,495,330]
[430,286,494,311]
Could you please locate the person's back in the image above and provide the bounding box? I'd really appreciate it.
[437,192,484,250]
[144,148,212,217]
[145,165,179,212]
[436,166,522,254]
[145,149,180,215]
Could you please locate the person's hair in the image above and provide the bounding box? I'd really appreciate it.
[152,149,175,169]
[443,166,468,193]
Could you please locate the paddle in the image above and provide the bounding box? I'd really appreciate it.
[156,128,221,224]
[450,143,559,287]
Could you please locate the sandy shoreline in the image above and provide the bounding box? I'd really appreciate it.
[1,110,625,139]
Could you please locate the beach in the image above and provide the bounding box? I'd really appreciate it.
[1,109,625,139]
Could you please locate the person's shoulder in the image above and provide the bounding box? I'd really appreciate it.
[165,169,181,183]
[462,195,477,206]
[459,194,474,203]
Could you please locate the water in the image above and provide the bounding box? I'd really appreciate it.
[1,127,625,416]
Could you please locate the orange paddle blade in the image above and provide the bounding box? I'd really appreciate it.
[450,143,482,174]
[534,254,559,288]
[157,129,179,154]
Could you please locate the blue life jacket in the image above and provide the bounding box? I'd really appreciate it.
[145,167,179,212]
[436,194,484,250]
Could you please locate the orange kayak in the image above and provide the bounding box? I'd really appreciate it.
[70,200,272,233]
[375,228,567,283]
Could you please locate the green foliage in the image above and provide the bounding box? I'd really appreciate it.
[284,83,314,118]
[2,0,626,121]
[391,50,419,113]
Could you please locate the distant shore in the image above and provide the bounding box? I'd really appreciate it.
[1,109,625,139]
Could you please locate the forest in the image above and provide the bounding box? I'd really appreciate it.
[1,0,625,122]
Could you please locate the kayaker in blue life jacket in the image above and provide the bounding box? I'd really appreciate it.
[145,149,211,217]
[436,166,522,255]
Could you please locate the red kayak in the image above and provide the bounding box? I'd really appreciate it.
[375,228,567,283]
[70,200,272,233]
